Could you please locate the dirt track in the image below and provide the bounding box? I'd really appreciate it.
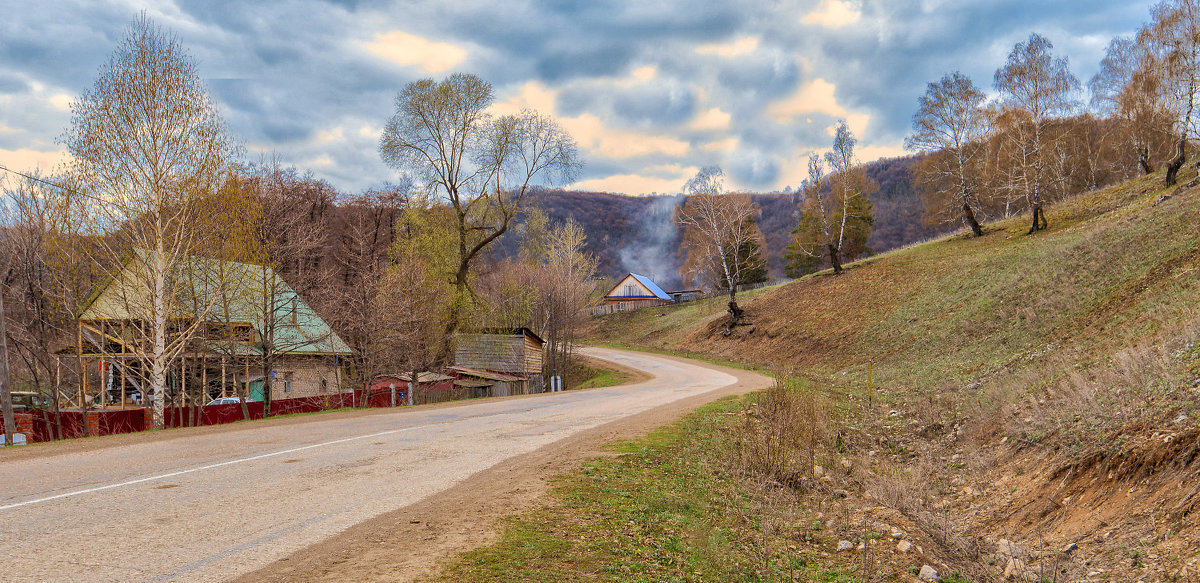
[0,348,771,582]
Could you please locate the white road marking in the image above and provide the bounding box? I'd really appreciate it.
[0,424,423,512]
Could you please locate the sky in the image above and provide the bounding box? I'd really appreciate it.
[0,0,1158,197]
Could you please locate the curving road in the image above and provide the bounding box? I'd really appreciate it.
[0,347,761,583]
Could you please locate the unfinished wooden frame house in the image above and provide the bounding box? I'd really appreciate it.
[63,249,352,411]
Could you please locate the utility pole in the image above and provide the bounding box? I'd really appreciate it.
[1,259,15,446]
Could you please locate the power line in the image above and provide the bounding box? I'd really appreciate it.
[0,163,105,203]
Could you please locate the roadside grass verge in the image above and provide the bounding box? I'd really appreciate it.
[434,388,863,583]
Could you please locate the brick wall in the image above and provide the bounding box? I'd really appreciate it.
[270,357,344,400]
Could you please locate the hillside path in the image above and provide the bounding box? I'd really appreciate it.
[0,347,770,583]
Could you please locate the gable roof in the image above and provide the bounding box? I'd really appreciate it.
[630,273,671,300]
[467,327,546,346]
[604,273,671,301]
[78,248,352,356]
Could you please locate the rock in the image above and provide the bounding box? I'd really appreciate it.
[1063,542,1078,555]
[963,486,976,496]
[837,540,853,552]
[897,540,912,553]
[997,538,1016,558]
[1004,557,1027,580]
[888,409,900,417]
[813,465,825,478]
[833,489,848,499]
[891,530,904,539]
[1192,378,1200,387]
[918,565,938,581]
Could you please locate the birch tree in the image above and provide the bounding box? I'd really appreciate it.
[993,33,1080,233]
[1141,0,1200,186]
[63,15,237,429]
[788,122,876,276]
[675,166,764,333]
[906,72,990,236]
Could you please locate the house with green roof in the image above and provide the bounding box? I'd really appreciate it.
[70,249,352,409]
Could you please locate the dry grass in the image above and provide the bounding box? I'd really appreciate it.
[583,166,1200,579]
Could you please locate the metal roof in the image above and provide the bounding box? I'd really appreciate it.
[77,248,352,356]
[628,273,672,300]
[447,366,527,382]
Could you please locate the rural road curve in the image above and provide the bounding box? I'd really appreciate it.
[0,347,768,583]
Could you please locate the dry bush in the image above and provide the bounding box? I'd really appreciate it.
[729,376,828,490]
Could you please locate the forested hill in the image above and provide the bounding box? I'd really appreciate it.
[518,153,952,288]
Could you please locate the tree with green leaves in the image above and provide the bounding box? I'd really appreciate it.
[378,73,580,347]
[787,122,876,276]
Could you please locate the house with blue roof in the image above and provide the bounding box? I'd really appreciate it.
[601,273,674,308]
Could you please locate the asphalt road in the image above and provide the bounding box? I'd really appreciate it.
[0,347,742,583]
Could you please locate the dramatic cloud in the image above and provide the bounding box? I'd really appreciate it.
[0,0,1158,195]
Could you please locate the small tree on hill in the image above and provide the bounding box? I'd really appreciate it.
[906,71,990,237]
[675,166,764,333]
[1140,0,1200,186]
[787,122,876,276]
[993,33,1080,233]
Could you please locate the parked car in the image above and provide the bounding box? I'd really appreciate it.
[205,397,243,406]
[11,391,47,411]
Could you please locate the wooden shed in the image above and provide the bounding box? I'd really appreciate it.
[446,366,529,397]
[453,328,545,393]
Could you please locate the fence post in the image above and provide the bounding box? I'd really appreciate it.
[867,361,873,407]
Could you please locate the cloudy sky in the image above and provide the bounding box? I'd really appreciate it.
[0,0,1157,196]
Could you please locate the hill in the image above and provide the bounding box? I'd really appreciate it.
[585,168,1200,580]
[518,154,950,288]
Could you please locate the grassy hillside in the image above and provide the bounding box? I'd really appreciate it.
[583,168,1200,580]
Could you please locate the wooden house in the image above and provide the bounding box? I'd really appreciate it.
[453,328,545,394]
[601,273,672,308]
[68,249,353,409]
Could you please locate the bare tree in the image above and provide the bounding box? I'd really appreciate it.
[62,14,237,429]
[1091,35,1176,177]
[906,72,990,237]
[378,73,580,345]
[993,33,1080,233]
[330,182,409,388]
[1141,0,1200,186]
[532,220,598,387]
[0,171,92,440]
[1,215,14,445]
[675,166,764,333]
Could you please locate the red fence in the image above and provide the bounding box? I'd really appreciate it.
[19,391,373,443]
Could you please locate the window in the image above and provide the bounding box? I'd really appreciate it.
[624,284,637,296]
[283,372,293,393]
